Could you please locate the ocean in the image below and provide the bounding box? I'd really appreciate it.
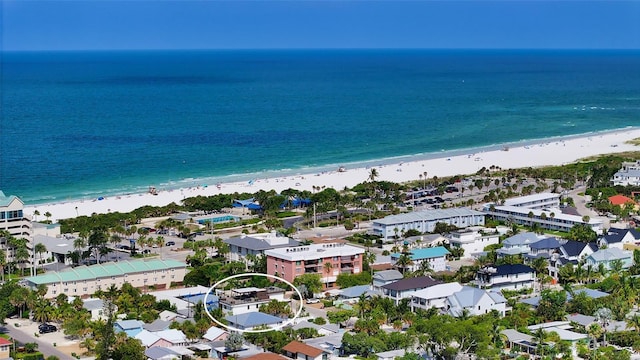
[2,49,639,205]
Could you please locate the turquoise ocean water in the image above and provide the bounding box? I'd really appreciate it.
[2,49,639,205]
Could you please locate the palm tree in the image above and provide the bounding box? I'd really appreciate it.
[594,307,612,346]
[395,253,413,275]
[626,314,640,333]
[34,243,47,271]
[155,236,165,259]
[15,245,30,276]
[44,211,52,223]
[109,233,121,261]
[323,262,333,289]
[33,210,40,222]
[411,260,432,277]
[0,249,5,282]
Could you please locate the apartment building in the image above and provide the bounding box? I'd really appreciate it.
[372,208,486,241]
[265,243,364,289]
[0,191,34,269]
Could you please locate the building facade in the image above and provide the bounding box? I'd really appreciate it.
[372,208,485,241]
[448,228,499,259]
[23,259,187,298]
[265,243,364,289]
[0,191,34,270]
[611,160,640,186]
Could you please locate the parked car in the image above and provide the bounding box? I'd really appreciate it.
[306,298,320,304]
[39,323,57,334]
[165,241,176,246]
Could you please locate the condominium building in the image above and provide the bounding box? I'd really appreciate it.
[22,259,187,298]
[372,208,486,241]
[265,243,364,289]
[0,191,34,270]
[503,193,561,209]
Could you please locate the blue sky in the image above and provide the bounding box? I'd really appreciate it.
[2,1,639,51]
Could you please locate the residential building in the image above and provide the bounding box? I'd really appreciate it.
[376,350,406,360]
[83,298,112,321]
[608,194,637,209]
[203,326,228,342]
[372,208,485,241]
[242,354,289,360]
[402,234,447,249]
[224,311,285,331]
[445,286,508,317]
[527,322,588,357]
[447,228,499,259]
[409,282,464,312]
[586,247,633,270]
[217,286,286,316]
[224,231,300,263]
[548,240,598,278]
[526,237,561,261]
[22,258,187,298]
[0,337,12,360]
[390,246,450,272]
[115,319,145,337]
[0,190,34,270]
[503,193,561,209]
[303,333,344,358]
[483,193,603,234]
[265,243,364,289]
[611,160,640,186]
[336,285,376,302]
[135,329,189,348]
[474,264,536,291]
[282,340,329,360]
[372,270,403,292]
[381,276,442,304]
[290,321,340,336]
[599,228,640,249]
[496,232,542,258]
[148,285,212,315]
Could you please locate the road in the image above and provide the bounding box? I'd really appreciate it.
[1,323,71,359]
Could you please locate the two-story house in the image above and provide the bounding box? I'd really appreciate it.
[599,228,640,249]
[409,282,463,312]
[372,270,403,292]
[447,228,499,259]
[282,340,329,360]
[496,232,541,258]
[381,276,442,305]
[217,286,286,316]
[445,286,508,317]
[474,264,536,291]
[390,246,450,272]
[586,247,633,270]
[224,231,300,264]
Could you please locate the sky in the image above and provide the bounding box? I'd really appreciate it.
[1,1,639,51]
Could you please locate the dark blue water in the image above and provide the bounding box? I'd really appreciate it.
[2,49,639,204]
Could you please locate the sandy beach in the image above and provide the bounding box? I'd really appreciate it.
[25,128,640,223]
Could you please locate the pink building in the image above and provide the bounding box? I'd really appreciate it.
[265,243,364,289]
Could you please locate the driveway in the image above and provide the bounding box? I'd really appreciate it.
[2,318,81,359]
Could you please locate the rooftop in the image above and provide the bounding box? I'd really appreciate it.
[373,208,485,225]
[391,246,450,260]
[382,276,441,292]
[503,192,560,207]
[282,340,325,357]
[264,243,364,261]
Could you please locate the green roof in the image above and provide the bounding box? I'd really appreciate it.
[25,259,186,285]
[0,190,22,207]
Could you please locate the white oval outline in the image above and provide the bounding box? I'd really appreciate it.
[203,272,304,333]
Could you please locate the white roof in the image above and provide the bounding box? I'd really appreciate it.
[491,204,603,225]
[589,247,632,262]
[265,243,364,261]
[203,326,227,341]
[410,282,463,300]
[374,208,485,225]
[156,329,187,344]
[504,193,560,206]
[135,330,161,347]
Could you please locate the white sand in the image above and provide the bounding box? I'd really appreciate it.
[25,128,640,223]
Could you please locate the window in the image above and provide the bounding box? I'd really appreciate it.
[296,261,301,265]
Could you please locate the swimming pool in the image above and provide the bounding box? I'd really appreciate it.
[197,215,241,224]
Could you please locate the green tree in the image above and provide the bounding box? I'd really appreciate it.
[34,242,47,271]
[536,289,567,321]
[293,274,323,298]
[225,332,245,352]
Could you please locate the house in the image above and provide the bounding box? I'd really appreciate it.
[290,321,340,336]
[608,194,637,209]
[144,319,172,333]
[503,193,561,209]
[372,270,403,291]
[265,243,364,290]
[496,232,542,258]
[376,349,407,360]
[520,288,609,308]
[566,313,626,332]
[203,326,228,342]
[0,337,12,360]
[336,285,377,302]
[381,276,442,305]
[501,329,535,356]
[303,333,344,358]
[409,282,464,312]
[611,160,640,186]
[402,234,448,249]
[114,319,145,337]
[372,208,486,241]
[144,346,182,360]
[225,312,285,331]
[241,353,289,360]
[282,340,329,360]
[217,286,286,316]
[527,321,588,357]
[549,241,598,278]
[82,298,111,321]
[224,231,300,263]
[526,237,561,262]
[474,264,536,291]
[390,246,450,272]
[599,228,640,249]
[445,286,507,317]
[135,329,189,348]
[148,286,211,315]
[447,228,499,259]
[586,247,633,270]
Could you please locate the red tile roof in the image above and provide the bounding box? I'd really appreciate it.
[282,340,324,357]
[241,353,288,360]
[609,194,635,206]
[0,337,12,346]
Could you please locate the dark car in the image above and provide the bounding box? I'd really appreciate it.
[39,323,57,334]
[165,241,176,246]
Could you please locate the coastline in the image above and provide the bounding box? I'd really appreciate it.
[24,126,640,223]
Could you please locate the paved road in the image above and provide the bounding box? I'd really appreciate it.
[1,323,71,359]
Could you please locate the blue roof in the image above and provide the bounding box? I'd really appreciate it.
[602,228,640,244]
[561,240,597,257]
[183,294,218,305]
[392,246,450,260]
[225,312,283,328]
[492,264,534,276]
[232,198,256,207]
[529,237,561,249]
[339,285,371,298]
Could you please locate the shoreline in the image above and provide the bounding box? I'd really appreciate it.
[24,126,640,223]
